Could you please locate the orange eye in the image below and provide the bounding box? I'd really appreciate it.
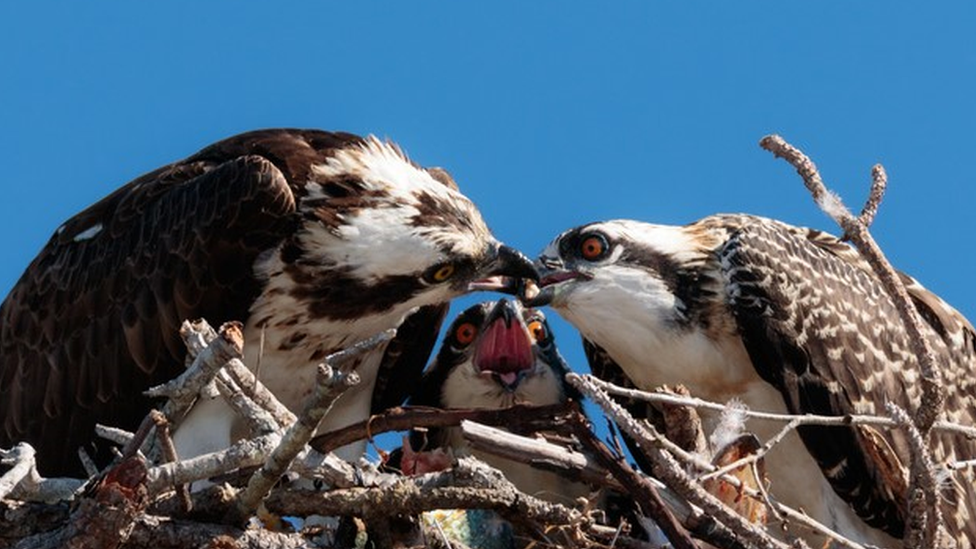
[580,234,608,261]
[455,322,478,345]
[528,319,548,343]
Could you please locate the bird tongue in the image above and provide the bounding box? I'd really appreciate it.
[474,314,534,380]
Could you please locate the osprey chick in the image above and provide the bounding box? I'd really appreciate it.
[528,213,976,547]
[0,129,536,476]
[408,299,586,504]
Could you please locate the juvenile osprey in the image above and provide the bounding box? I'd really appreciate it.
[407,299,587,504]
[0,129,536,477]
[527,214,976,547]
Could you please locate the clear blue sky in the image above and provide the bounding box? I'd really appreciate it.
[2,4,974,450]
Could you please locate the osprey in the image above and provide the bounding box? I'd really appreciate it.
[0,129,537,477]
[407,298,587,504]
[527,213,976,547]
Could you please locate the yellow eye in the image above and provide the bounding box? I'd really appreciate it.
[528,319,548,343]
[455,322,478,345]
[431,263,456,282]
[580,234,608,261]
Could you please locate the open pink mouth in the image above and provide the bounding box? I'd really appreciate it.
[474,310,533,387]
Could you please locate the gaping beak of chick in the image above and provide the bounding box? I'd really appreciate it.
[473,299,534,391]
[468,244,539,294]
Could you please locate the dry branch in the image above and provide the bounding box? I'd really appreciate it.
[586,376,976,439]
[460,420,610,488]
[759,135,943,432]
[146,321,246,420]
[0,444,35,501]
[310,402,579,455]
[0,443,84,504]
[17,457,150,549]
[567,373,792,549]
[759,134,948,549]
[564,414,701,549]
[265,457,586,542]
[237,329,393,516]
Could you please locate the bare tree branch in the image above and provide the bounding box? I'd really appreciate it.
[586,376,976,439]
[264,457,587,545]
[758,134,944,432]
[309,402,580,456]
[16,457,150,549]
[567,373,793,549]
[0,444,36,501]
[759,134,948,549]
[564,414,701,549]
[236,329,394,516]
[859,164,887,228]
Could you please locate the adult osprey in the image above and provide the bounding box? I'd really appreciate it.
[407,299,586,504]
[526,214,976,547]
[0,129,536,477]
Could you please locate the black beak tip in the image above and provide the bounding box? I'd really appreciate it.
[495,245,539,282]
[487,298,518,326]
[468,245,539,295]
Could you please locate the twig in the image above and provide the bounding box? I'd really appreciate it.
[586,374,976,439]
[698,418,798,500]
[264,457,586,541]
[179,318,218,360]
[290,449,361,489]
[0,444,36,500]
[758,134,944,432]
[126,515,313,549]
[760,134,948,548]
[564,415,700,549]
[119,415,157,463]
[77,448,98,479]
[19,457,150,549]
[887,403,946,549]
[460,420,615,491]
[149,411,191,513]
[568,373,791,549]
[310,402,579,456]
[146,433,282,492]
[220,357,296,428]
[95,425,135,447]
[236,329,394,516]
[212,371,279,436]
[657,385,708,454]
[587,376,869,549]
[859,165,887,228]
[146,321,246,422]
[949,458,976,471]
[0,443,84,504]
[127,321,247,465]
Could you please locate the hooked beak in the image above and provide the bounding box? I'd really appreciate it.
[468,244,539,294]
[520,258,591,307]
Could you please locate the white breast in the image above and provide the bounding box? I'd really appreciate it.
[551,268,898,546]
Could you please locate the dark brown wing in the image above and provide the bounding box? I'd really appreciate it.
[371,303,449,414]
[720,218,976,540]
[0,129,364,476]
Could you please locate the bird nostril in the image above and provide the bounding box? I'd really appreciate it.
[541,257,562,270]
